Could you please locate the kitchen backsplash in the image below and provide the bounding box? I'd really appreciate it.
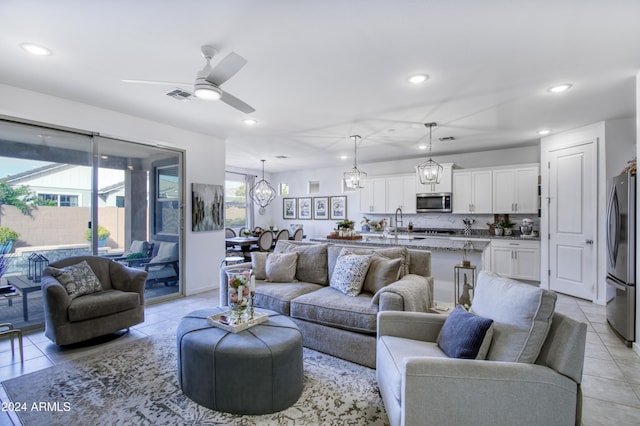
[363,213,539,232]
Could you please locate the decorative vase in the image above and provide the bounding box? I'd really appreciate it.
[226,268,252,324]
[464,224,472,237]
[503,228,513,236]
[494,228,503,236]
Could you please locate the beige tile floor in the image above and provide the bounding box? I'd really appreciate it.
[1,290,639,425]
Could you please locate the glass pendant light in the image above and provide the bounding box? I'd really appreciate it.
[416,122,443,184]
[343,135,367,189]
[250,160,277,209]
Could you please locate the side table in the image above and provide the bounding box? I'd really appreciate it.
[5,275,42,322]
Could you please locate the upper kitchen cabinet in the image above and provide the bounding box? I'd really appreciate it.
[387,175,416,214]
[452,169,493,214]
[415,163,454,194]
[359,177,386,214]
[493,165,539,214]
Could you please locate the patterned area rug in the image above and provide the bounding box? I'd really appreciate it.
[2,334,389,425]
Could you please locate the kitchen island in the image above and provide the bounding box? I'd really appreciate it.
[310,234,490,305]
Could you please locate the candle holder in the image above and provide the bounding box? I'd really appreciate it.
[250,291,255,320]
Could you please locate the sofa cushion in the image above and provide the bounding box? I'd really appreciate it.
[265,252,298,282]
[330,252,373,296]
[291,286,380,333]
[437,305,494,359]
[254,281,324,315]
[275,241,329,285]
[363,255,402,295]
[470,271,557,363]
[251,252,269,280]
[377,335,446,402]
[328,246,409,279]
[48,260,103,300]
[68,289,140,322]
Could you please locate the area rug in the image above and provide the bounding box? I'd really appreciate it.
[2,334,389,425]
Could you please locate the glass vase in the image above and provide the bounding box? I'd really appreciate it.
[226,268,252,324]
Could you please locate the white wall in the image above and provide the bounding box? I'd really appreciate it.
[0,84,225,296]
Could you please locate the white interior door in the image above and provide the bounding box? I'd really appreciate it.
[548,141,597,300]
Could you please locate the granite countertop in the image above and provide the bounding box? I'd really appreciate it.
[310,236,490,252]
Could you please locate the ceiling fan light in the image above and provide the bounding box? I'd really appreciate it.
[194,80,223,100]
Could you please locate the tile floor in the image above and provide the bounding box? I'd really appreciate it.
[1,290,639,425]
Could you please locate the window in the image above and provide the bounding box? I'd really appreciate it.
[225,178,248,228]
[37,193,78,207]
[155,165,180,235]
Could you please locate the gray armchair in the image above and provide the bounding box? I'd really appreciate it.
[376,271,587,426]
[42,256,146,345]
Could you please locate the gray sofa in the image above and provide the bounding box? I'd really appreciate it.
[220,240,434,368]
[42,256,147,345]
[377,271,587,426]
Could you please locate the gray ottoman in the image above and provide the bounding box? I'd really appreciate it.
[177,308,304,414]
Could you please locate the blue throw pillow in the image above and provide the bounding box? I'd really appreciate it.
[437,305,494,359]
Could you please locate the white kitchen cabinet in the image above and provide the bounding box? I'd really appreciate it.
[490,240,540,281]
[359,177,386,214]
[415,163,454,194]
[452,169,492,214]
[493,166,539,214]
[386,175,416,214]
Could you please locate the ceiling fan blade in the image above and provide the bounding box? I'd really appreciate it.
[220,91,255,114]
[122,79,191,87]
[206,52,248,86]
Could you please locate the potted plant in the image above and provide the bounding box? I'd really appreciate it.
[0,227,19,254]
[499,218,516,236]
[360,217,371,232]
[85,226,111,247]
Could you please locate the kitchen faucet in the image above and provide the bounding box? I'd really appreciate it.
[394,207,403,240]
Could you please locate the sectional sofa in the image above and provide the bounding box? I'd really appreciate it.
[219,240,434,368]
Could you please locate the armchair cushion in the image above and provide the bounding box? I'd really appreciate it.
[329,252,373,296]
[48,260,103,300]
[436,305,494,359]
[68,289,141,322]
[265,252,298,282]
[470,271,557,363]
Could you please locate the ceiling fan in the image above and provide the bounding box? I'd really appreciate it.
[123,45,255,114]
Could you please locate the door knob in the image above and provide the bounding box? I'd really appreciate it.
[585,239,594,245]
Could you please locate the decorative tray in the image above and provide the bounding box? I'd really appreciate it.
[207,310,269,333]
[326,235,363,240]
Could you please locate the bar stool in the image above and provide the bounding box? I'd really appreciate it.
[0,323,23,362]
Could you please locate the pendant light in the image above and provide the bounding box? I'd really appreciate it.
[250,159,277,209]
[343,135,367,189]
[416,122,443,184]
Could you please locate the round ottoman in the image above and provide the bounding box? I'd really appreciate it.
[177,308,303,414]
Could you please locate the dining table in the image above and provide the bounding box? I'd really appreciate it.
[225,236,259,260]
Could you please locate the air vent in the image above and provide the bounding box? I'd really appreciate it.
[166,88,194,101]
[439,136,455,141]
[275,155,288,159]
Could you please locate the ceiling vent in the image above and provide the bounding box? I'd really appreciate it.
[439,136,456,141]
[165,88,194,101]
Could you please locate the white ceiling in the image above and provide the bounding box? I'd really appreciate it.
[1,1,639,173]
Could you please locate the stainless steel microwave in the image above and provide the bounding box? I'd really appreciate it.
[416,193,452,213]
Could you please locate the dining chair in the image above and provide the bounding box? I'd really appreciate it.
[256,231,274,252]
[293,228,304,241]
[273,229,290,248]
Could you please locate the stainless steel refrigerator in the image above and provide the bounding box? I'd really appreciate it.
[606,173,636,346]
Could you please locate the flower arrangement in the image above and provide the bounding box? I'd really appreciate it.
[336,220,355,230]
[462,217,475,226]
[226,269,253,323]
[360,217,383,232]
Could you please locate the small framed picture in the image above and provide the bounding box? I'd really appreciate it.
[330,196,347,220]
[313,197,329,220]
[283,198,297,219]
[298,197,312,220]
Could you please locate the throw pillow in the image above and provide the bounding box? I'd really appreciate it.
[49,260,103,300]
[470,271,557,363]
[251,252,269,280]
[437,305,494,359]
[353,252,402,294]
[275,241,329,285]
[330,253,373,297]
[265,252,298,282]
[328,246,409,279]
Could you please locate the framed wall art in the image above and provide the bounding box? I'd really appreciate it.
[192,183,224,232]
[313,197,329,220]
[330,195,347,220]
[283,198,297,219]
[298,197,312,220]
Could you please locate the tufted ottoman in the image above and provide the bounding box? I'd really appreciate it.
[177,308,303,414]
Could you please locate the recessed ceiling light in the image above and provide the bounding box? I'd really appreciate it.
[340,155,348,160]
[418,145,427,150]
[20,43,52,56]
[408,74,429,84]
[537,129,551,135]
[243,118,257,126]
[547,84,572,93]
